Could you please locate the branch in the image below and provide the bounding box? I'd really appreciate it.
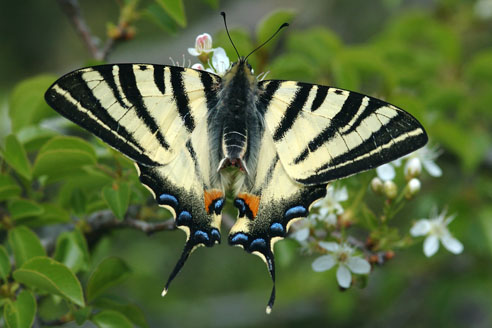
[56,0,101,59]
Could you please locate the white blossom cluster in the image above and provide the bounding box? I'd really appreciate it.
[187,33,230,75]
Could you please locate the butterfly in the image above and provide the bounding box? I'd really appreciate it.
[45,13,427,313]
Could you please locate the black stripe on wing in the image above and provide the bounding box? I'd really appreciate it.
[116,65,171,150]
[272,83,312,141]
[170,67,195,132]
[45,69,160,167]
[293,92,380,165]
[257,80,281,116]
[310,86,329,112]
[297,113,428,184]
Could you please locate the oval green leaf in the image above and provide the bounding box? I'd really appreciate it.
[32,136,97,181]
[13,257,85,307]
[8,199,44,221]
[0,245,11,281]
[93,297,148,328]
[102,183,130,220]
[8,226,46,268]
[86,257,131,303]
[0,174,21,201]
[92,310,133,328]
[1,135,31,180]
[9,74,57,132]
[3,290,36,328]
[54,229,90,274]
[155,0,186,27]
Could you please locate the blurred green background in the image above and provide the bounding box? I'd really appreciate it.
[1,0,492,327]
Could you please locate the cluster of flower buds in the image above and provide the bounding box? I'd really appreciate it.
[188,33,230,75]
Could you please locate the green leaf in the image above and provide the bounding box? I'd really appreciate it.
[8,199,44,221]
[256,9,296,53]
[8,74,57,132]
[8,226,46,268]
[0,174,21,201]
[16,125,57,153]
[54,229,90,274]
[0,245,11,281]
[74,306,92,325]
[3,290,36,328]
[155,0,186,27]
[143,3,179,34]
[92,310,134,328]
[102,183,130,220]
[13,257,85,307]
[32,136,97,181]
[1,134,31,180]
[37,295,70,322]
[93,297,148,328]
[201,0,218,9]
[86,257,131,303]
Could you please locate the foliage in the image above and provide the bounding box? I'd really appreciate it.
[1,0,491,327]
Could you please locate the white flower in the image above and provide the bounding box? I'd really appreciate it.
[410,207,463,257]
[407,178,421,195]
[312,242,371,288]
[188,33,214,56]
[405,145,442,178]
[376,163,396,181]
[210,47,230,75]
[289,218,312,242]
[311,185,348,226]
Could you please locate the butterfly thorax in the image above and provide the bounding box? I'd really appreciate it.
[209,61,263,189]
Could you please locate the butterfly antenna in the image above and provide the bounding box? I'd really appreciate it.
[161,241,193,297]
[220,12,240,60]
[245,22,289,61]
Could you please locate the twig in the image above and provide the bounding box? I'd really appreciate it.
[56,0,101,59]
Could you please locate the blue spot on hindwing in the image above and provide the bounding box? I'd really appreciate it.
[234,198,246,216]
[285,205,307,220]
[211,228,221,240]
[159,194,178,207]
[270,222,284,236]
[214,198,224,214]
[250,238,267,250]
[194,230,209,243]
[177,211,192,225]
[230,233,248,244]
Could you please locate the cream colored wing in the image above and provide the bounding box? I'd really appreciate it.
[257,80,428,185]
[228,128,328,313]
[45,64,220,166]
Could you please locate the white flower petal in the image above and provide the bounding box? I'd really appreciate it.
[211,47,230,75]
[423,160,442,177]
[291,227,310,242]
[346,256,371,274]
[188,48,200,56]
[324,213,337,226]
[336,265,352,288]
[335,186,348,202]
[318,241,339,252]
[423,235,439,257]
[441,234,463,254]
[312,255,336,272]
[376,163,395,181]
[410,219,431,236]
[191,63,205,70]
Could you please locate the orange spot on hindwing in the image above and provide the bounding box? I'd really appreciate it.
[204,189,224,214]
[237,193,261,219]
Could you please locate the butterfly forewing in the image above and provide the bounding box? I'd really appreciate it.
[259,80,428,185]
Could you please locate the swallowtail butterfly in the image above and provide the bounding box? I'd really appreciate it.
[45,13,427,313]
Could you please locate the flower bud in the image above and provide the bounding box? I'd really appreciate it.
[383,180,398,199]
[405,157,422,180]
[370,177,384,194]
[405,178,421,199]
[191,63,205,70]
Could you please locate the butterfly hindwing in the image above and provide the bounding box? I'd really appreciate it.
[259,80,428,185]
[228,128,328,312]
[45,64,225,293]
